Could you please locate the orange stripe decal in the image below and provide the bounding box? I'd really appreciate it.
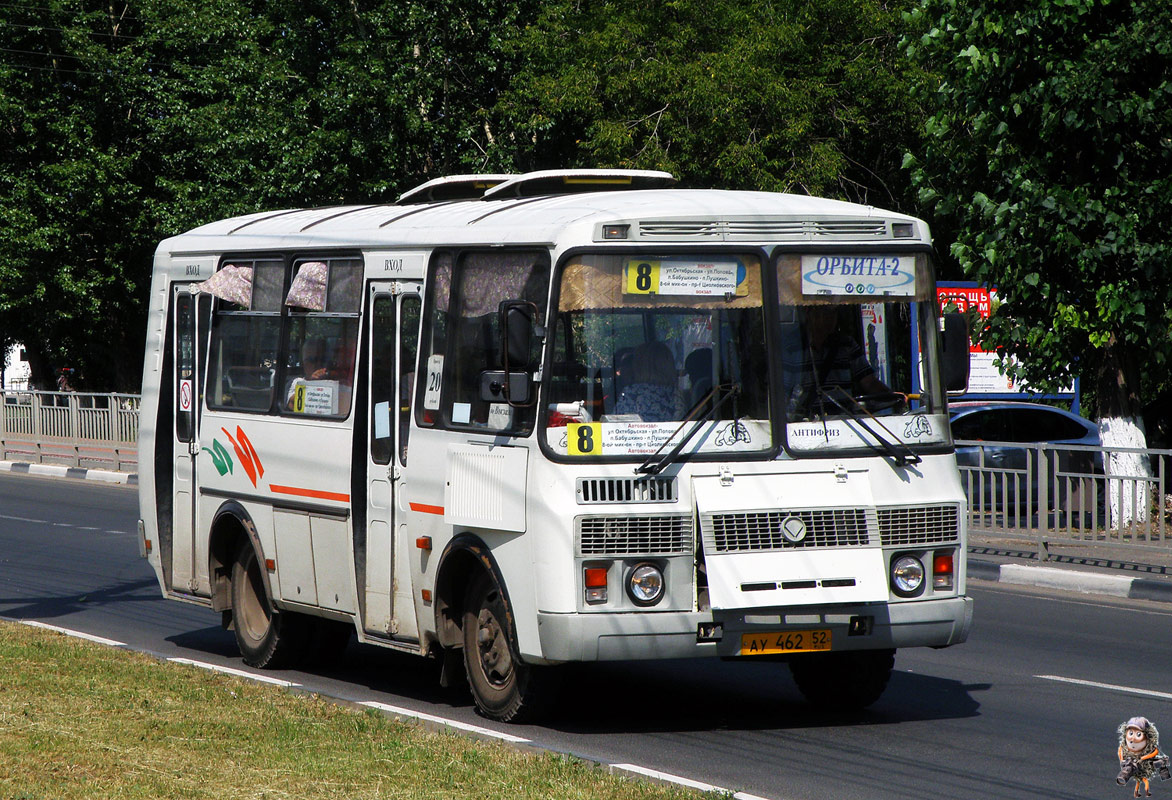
[409,502,445,516]
[270,484,350,503]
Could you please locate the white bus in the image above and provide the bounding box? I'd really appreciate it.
[138,169,973,722]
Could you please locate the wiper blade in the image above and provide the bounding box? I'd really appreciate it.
[636,383,741,475]
[817,386,922,467]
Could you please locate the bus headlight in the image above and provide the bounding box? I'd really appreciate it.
[891,555,925,597]
[626,563,665,606]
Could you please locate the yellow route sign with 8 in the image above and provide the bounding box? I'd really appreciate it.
[567,423,603,455]
[625,260,661,294]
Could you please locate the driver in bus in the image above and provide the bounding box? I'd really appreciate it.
[784,305,893,417]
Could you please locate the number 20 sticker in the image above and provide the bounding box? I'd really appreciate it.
[567,423,602,455]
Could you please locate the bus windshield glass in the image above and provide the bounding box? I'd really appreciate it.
[776,252,950,454]
[544,253,772,459]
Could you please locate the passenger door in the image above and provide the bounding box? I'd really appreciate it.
[170,285,210,594]
[362,281,422,639]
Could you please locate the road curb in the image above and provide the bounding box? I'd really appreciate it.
[968,558,1172,603]
[0,460,137,485]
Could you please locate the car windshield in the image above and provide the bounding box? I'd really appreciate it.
[544,253,771,459]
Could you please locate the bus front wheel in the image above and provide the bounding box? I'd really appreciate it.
[788,648,895,710]
[231,543,310,669]
[462,571,555,723]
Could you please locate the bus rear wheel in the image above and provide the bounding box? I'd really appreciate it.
[462,572,555,723]
[231,543,310,669]
[788,648,895,710]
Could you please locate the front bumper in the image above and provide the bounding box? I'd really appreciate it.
[535,596,973,662]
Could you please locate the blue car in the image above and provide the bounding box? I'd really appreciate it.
[949,401,1102,518]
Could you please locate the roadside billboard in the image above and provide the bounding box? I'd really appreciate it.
[937,282,1077,404]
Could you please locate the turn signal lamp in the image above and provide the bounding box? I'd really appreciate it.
[584,567,608,604]
[933,551,955,591]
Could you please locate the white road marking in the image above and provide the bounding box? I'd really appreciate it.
[360,700,532,744]
[167,657,300,688]
[611,764,772,799]
[0,514,48,524]
[1037,674,1172,701]
[19,619,125,647]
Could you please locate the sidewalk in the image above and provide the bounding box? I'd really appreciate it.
[0,459,137,485]
[967,530,1172,603]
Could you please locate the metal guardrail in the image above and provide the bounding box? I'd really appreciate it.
[957,439,1172,560]
[0,391,140,473]
[4,391,1170,558]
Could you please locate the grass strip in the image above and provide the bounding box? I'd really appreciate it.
[0,621,709,800]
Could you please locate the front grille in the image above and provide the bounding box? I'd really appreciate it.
[877,505,960,546]
[577,515,693,556]
[577,476,677,504]
[703,509,869,553]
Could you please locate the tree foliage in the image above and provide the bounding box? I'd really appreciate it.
[903,0,1172,420]
[0,0,536,389]
[492,0,923,204]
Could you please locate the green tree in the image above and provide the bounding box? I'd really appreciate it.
[1,0,536,390]
[492,0,923,206]
[904,0,1172,522]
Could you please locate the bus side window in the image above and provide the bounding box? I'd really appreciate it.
[417,250,549,434]
[283,258,362,419]
[206,259,283,413]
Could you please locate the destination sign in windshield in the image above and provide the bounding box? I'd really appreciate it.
[800,255,916,297]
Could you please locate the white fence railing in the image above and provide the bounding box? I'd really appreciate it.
[957,439,1172,560]
[1,391,140,473]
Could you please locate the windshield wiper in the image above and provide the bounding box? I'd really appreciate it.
[636,383,741,475]
[815,385,922,467]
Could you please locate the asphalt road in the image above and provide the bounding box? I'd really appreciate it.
[1,470,1167,800]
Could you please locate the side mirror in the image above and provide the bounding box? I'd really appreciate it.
[941,311,970,393]
[493,300,539,407]
[501,301,537,371]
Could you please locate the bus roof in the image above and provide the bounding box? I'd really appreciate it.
[158,180,928,256]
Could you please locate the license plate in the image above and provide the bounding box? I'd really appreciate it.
[740,629,831,656]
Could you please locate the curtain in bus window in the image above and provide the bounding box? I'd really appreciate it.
[457,253,544,318]
[286,261,328,310]
[196,264,252,307]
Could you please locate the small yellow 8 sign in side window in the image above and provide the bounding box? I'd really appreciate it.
[567,422,603,455]
[624,260,660,294]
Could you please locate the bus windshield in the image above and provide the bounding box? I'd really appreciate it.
[544,250,952,460]
[544,253,772,459]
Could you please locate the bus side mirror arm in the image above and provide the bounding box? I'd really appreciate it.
[941,311,970,393]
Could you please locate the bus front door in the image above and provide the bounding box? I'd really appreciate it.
[362,282,422,640]
[170,285,210,596]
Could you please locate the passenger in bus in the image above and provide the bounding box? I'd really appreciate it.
[614,341,682,422]
[285,337,330,409]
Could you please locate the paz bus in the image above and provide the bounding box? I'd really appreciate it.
[137,169,973,722]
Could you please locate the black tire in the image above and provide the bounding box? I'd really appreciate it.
[462,571,557,723]
[788,648,895,710]
[230,543,311,669]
